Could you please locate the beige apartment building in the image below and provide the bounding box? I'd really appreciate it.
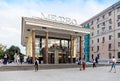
[81,1,120,60]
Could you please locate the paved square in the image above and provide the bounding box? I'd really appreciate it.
[0,66,119,81]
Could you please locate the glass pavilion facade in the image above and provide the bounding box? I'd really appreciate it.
[21,17,92,64]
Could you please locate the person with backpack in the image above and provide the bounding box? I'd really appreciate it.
[34,58,39,72]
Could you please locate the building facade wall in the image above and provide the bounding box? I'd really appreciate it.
[82,1,120,60]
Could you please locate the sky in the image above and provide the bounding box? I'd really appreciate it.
[0,0,119,54]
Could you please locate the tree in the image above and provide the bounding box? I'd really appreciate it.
[0,44,6,59]
[0,44,24,61]
[0,50,4,59]
[0,44,6,51]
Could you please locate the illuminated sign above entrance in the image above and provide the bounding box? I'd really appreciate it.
[33,13,77,25]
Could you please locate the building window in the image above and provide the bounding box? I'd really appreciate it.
[102,27,105,31]
[97,38,99,43]
[109,26,112,30]
[118,15,120,20]
[118,22,120,27]
[92,40,94,44]
[109,19,112,24]
[102,37,105,43]
[109,35,112,40]
[97,46,99,52]
[97,30,99,35]
[92,32,94,36]
[109,53,112,59]
[102,15,105,19]
[97,18,99,23]
[91,54,94,60]
[103,22,105,26]
[91,21,93,25]
[108,43,112,50]
[118,52,120,59]
[118,33,120,38]
[91,47,93,51]
[108,11,111,16]
[117,7,120,12]
[97,24,99,28]
[118,42,120,47]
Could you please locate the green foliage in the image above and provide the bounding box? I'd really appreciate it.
[0,50,4,59]
[0,44,6,59]
[4,45,22,60]
[0,45,24,60]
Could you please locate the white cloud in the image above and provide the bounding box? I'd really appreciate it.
[0,0,119,54]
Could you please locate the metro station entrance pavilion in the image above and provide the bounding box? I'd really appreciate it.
[21,17,92,64]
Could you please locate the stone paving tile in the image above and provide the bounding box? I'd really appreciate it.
[0,66,120,81]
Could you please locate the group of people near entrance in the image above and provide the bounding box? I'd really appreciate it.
[78,56,117,73]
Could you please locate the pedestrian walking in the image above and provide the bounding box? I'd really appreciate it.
[109,56,116,73]
[16,54,20,64]
[78,57,81,65]
[95,56,98,64]
[14,53,17,64]
[93,59,96,68]
[20,54,23,64]
[3,54,8,65]
[82,58,86,70]
[78,57,82,71]
[34,58,39,72]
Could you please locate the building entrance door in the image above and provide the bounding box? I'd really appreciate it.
[48,52,68,64]
[58,54,67,63]
[48,53,54,64]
